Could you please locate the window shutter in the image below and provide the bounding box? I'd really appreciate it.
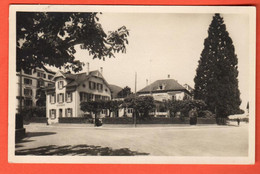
[71,108,73,117]
[54,109,56,116]
[65,92,67,102]
[71,93,73,102]
[54,94,56,103]
[62,93,64,102]
[65,109,67,117]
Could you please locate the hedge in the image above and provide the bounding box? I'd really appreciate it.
[103,117,134,124]
[27,117,47,123]
[55,117,217,124]
[137,117,190,124]
[58,117,90,124]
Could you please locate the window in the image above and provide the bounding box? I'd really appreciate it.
[24,99,32,106]
[128,108,133,114]
[37,71,46,78]
[80,92,93,102]
[49,109,56,119]
[24,78,32,85]
[66,108,73,117]
[58,81,64,89]
[101,109,107,115]
[37,80,45,87]
[66,92,72,102]
[88,94,94,101]
[94,95,101,101]
[48,83,53,87]
[48,75,54,80]
[82,84,86,88]
[97,83,103,91]
[24,88,32,96]
[24,69,32,75]
[50,93,56,104]
[89,81,96,90]
[57,93,64,103]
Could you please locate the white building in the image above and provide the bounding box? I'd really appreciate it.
[45,70,112,124]
[137,79,192,101]
[16,68,55,112]
[137,79,193,117]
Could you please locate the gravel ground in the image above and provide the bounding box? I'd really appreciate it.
[15,123,248,156]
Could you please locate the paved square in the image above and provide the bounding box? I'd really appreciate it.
[15,123,248,156]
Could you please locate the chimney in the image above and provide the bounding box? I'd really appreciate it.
[168,74,170,78]
[146,79,148,86]
[100,67,103,75]
[86,62,89,75]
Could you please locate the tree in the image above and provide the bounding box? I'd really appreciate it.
[104,100,122,117]
[166,100,206,117]
[117,86,132,98]
[194,13,241,118]
[80,101,105,123]
[17,12,129,72]
[123,96,155,119]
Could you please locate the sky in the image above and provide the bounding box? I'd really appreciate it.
[42,11,250,110]
[67,12,250,110]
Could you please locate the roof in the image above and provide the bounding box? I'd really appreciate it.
[47,70,111,91]
[137,79,186,94]
[109,84,123,98]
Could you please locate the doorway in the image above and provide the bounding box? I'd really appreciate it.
[59,109,63,117]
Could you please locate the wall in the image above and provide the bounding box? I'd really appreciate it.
[77,76,112,117]
[16,68,54,112]
[47,77,77,124]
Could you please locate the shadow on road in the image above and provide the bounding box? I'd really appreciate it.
[15,132,56,145]
[26,132,57,138]
[15,144,149,156]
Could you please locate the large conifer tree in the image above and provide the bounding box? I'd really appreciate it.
[194,13,241,118]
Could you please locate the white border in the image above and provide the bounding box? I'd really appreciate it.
[8,5,256,164]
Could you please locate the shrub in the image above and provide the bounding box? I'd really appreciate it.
[198,110,215,118]
[167,99,207,117]
[21,106,46,120]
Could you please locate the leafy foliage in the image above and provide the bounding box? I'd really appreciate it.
[80,101,105,115]
[194,13,241,118]
[17,12,129,72]
[104,100,123,117]
[166,100,206,117]
[117,86,132,98]
[20,106,46,119]
[123,96,155,118]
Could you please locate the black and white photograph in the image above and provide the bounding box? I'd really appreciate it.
[8,5,256,164]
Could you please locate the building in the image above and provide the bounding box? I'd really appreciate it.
[109,84,134,118]
[137,79,192,101]
[45,70,112,124]
[137,79,193,117]
[16,68,55,112]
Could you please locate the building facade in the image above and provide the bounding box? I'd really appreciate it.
[45,70,112,124]
[137,79,193,117]
[16,68,55,112]
[137,79,192,101]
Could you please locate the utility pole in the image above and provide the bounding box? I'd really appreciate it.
[134,72,137,127]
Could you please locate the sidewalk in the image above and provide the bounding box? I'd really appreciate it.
[26,122,247,130]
